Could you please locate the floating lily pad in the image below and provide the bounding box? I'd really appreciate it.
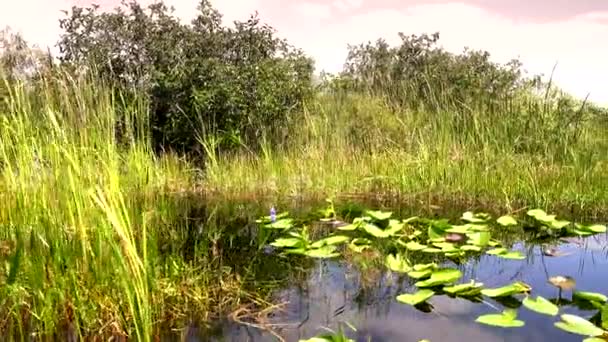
[462,211,491,223]
[497,215,518,227]
[481,281,531,297]
[523,296,559,316]
[310,235,351,248]
[365,210,393,222]
[573,291,608,304]
[476,309,525,328]
[404,241,428,251]
[554,314,605,337]
[443,280,484,297]
[385,253,412,273]
[415,268,462,287]
[396,289,435,306]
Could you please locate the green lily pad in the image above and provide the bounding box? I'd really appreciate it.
[461,244,482,252]
[462,211,490,223]
[523,296,559,316]
[301,246,340,258]
[573,291,608,304]
[467,232,491,247]
[385,253,412,273]
[310,235,351,248]
[404,241,427,251]
[554,314,605,337]
[486,248,525,260]
[366,210,392,222]
[270,237,304,248]
[497,215,518,226]
[415,268,462,287]
[481,281,531,297]
[476,309,525,328]
[443,280,484,296]
[396,289,435,306]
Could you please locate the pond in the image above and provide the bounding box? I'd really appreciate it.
[166,202,608,342]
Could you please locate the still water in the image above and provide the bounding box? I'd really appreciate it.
[196,232,608,342]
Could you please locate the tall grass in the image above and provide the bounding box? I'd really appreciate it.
[0,70,264,339]
[203,89,608,216]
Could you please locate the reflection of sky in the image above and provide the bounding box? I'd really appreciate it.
[207,233,608,342]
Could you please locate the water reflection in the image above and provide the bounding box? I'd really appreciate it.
[195,232,608,342]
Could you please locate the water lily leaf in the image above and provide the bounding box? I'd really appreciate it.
[361,223,393,238]
[415,268,462,287]
[404,241,427,251]
[551,220,571,229]
[265,218,294,229]
[432,242,458,252]
[582,338,605,342]
[413,263,437,271]
[443,280,484,296]
[497,215,518,226]
[481,281,532,297]
[488,239,501,247]
[408,264,437,279]
[302,246,340,259]
[348,238,371,253]
[366,210,392,222]
[310,235,351,249]
[554,314,605,337]
[461,244,482,252]
[575,223,607,234]
[337,223,359,231]
[422,247,443,253]
[385,253,412,273]
[462,211,490,223]
[270,237,303,248]
[486,248,508,255]
[523,296,559,316]
[527,209,556,222]
[397,289,435,306]
[428,225,446,240]
[476,309,525,328]
[467,232,491,247]
[573,291,608,304]
[497,251,525,260]
[446,225,473,234]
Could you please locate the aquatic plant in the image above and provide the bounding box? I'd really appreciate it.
[476,309,525,328]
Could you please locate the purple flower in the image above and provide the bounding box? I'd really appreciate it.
[270,206,276,223]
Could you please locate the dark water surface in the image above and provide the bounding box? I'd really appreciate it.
[164,201,608,342]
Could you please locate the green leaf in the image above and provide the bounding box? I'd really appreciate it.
[396,289,435,306]
[481,281,532,297]
[365,210,392,222]
[265,218,294,229]
[270,237,303,248]
[582,338,605,342]
[415,268,462,287]
[573,291,608,304]
[486,248,525,260]
[575,223,607,234]
[302,246,340,258]
[554,314,605,337]
[476,309,525,328]
[408,264,437,279]
[413,263,437,271]
[443,280,484,296]
[385,253,412,273]
[310,235,351,248]
[404,241,427,251]
[461,244,482,252]
[467,232,491,247]
[497,215,518,226]
[462,211,490,223]
[348,238,372,253]
[446,225,473,234]
[522,296,559,316]
[421,247,443,253]
[486,248,508,255]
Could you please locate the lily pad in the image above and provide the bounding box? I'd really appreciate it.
[573,291,608,304]
[404,241,428,251]
[522,296,559,316]
[396,289,435,306]
[462,211,491,223]
[310,235,351,248]
[415,268,462,287]
[270,237,304,248]
[385,253,412,273]
[497,215,518,227]
[443,280,484,296]
[554,314,605,337]
[365,210,392,222]
[476,309,525,328]
[481,281,531,297]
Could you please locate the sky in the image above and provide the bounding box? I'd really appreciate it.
[2,0,608,104]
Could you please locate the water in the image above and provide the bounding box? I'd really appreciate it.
[195,231,608,341]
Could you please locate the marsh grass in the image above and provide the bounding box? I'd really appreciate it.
[203,91,608,216]
[0,71,276,340]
